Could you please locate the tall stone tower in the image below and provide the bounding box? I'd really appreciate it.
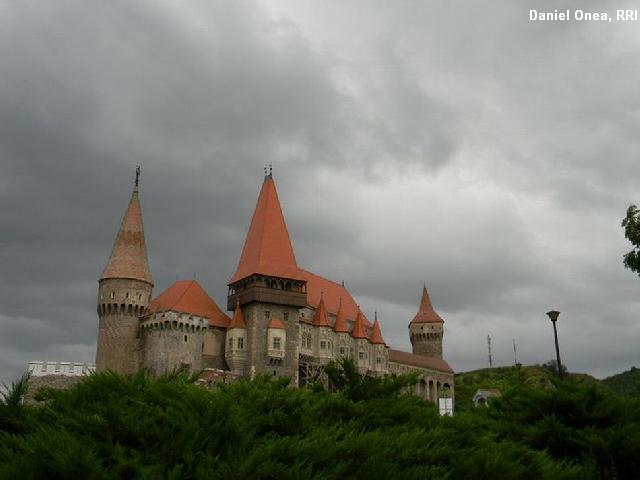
[409,285,444,359]
[96,168,153,374]
[227,171,307,381]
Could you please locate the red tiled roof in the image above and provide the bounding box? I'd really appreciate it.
[268,317,286,330]
[351,310,368,339]
[369,318,385,345]
[228,304,247,330]
[301,269,372,328]
[410,285,444,324]
[229,177,305,284]
[312,297,332,327]
[150,280,230,328]
[101,186,153,285]
[333,301,349,333]
[388,349,454,374]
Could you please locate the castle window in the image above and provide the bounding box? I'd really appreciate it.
[110,291,115,299]
[184,335,188,342]
[339,346,345,355]
[237,338,244,349]
[301,336,307,348]
[358,351,364,360]
[126,292,130,299]
[376,356,382,364]
[264,311,271,320]
[273,337,281,350]
[283,313,289,322]
[320,340,327,350]
[138,293,142,300]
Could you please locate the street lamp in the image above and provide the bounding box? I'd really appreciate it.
[546,310,563,379]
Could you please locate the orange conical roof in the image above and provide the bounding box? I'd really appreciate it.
[351,309,368,339]
[333,299,349,333]
[369,315,385,345]
[149,280,230,328]
[229,175,305,284]
[410,285,444,324]
[101,183,153,285]
[228,304,247,330]
[312,296,332,327]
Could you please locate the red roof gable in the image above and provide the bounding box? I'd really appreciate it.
[369,317,385,344]
[312,297,332,328]
[268,317,286,330]
[150,280,230,328]
[388,349,454,374]
[333,301,349,333]
[301,269,372,328]
[101,186,153,285]
[351,310,368,339]
[229,177,305,284]
[228,305,247,330]
[410,285,444,324]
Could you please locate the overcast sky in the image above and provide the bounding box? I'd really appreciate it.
[2,0,640,387]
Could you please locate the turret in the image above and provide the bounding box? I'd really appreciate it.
[96,167,153,374]
[409,285,444,359]
[225,303,247,375]
[351,309,370,371]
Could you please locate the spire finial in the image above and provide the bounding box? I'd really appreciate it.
[320,290,324,300]
[375,310,378,321]
[135,166,141,187]
[264,164,273,181]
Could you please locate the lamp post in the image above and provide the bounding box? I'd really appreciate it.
[546,310,563,379]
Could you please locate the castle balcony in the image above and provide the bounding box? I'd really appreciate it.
[227,286,306,310]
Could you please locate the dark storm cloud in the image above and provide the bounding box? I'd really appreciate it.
[2,0,639,385]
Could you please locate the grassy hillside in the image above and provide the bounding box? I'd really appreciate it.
[455,365,600,410]
[602,366,640,398]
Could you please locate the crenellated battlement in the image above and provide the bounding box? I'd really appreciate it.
[28,361,96,377]
[140,310,209,332]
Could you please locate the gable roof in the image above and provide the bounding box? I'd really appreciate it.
[229,177,305,284]
[100,186,153,285]
[333,300,349,333]
[312,297,332,328]
[301,269,372,328]
[149,280,230,328]
[369,317,385,345]
[410,285,444,324]
[268,317,286,330]
[388,349,454,374]
[228,304,247,330]
[351,310,368,339]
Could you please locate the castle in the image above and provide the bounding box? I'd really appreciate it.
[95,169,454,403]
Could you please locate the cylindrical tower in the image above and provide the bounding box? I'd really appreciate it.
[408,285,444,359]
[96,168,153,374]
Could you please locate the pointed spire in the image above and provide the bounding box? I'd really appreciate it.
[351,309,368,339]
[410,285,444,324]
[369,317,385,345]
[312,297,332,328]
[100,169,153,285]
[228,303,247,330]
[333,299,349,333]
[229,175,305,284]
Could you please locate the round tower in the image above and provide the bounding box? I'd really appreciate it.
[96,168,153,374]
[409,285,444,359]
[225,303,248,375]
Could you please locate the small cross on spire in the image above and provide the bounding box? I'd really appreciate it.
[135,166,141,187]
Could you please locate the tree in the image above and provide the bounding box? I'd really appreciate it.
[622,204,640,275]
[540,359,567,376]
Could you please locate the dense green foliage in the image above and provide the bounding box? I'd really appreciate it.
[622,204,640,275]
[1,363,639,479]
[602,366,640,398]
